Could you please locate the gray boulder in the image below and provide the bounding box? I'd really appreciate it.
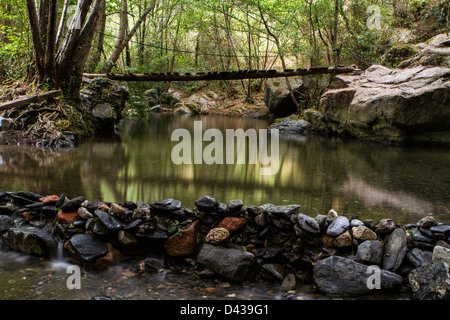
[313,256,403,297]
[197,244,260,282]
[383,228,407,272]
[356,240,383,265]
[326,216,350,237]
[318,62,450,145]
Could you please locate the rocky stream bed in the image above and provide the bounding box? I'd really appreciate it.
[0,191,449,300]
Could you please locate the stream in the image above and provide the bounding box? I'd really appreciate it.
[0,113,449,300]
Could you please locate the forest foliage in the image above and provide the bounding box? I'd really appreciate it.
[0,0,449,92]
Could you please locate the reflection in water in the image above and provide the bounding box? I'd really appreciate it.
[0,113,449,225]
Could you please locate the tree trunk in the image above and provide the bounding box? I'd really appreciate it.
[26,0,105,100]
[102,0,157,73]
[86,0,106,72]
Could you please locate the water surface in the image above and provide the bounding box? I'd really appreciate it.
[1,113,448,225]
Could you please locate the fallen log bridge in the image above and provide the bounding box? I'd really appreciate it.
[83,67,357,82]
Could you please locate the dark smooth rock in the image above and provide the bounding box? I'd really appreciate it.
[356,240,383,265]
[54,194,66,208]
[195,196,218,212]
[25,202,44,210]
[10,194,35,205]
[313,256,403,297]
[430,225,450,237]
[124,219,142,231]
[412,229,436,244]
[254,247,281,261]
[15,191,43,202]
[150,199,182,212]
[326,216,350,237]
[383,228,407,272]
[69,233,108,263]
[61,196,86,213]
[363,219,376,230]
[409,262,450,300]
[197,244,260,282]
[94,210,123,231]
[0,215,13,234]
[41,206,57,216]
[406,248,433,268]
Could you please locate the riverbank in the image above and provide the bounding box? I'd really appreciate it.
[0,191,449,300]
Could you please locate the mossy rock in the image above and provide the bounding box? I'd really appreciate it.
[381,45,418,68]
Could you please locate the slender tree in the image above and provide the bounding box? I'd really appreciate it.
[101,0,157,73]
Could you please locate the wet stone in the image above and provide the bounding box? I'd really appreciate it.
[150,199,182,213]
[124,219,142,231]
[94,210,123,231]
[430,225,450,237]
[195,196,218,212]
[61,196,86,213]
[68,233,109,263]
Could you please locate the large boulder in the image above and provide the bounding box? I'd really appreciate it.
[313,256,403,297]
[408,262,450,300]
[196,244,260,282]
[318,61,450,145]
[383,228,408,272]
[1,225,57,256]
[264,75,332,118]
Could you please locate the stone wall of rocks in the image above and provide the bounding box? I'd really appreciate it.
[0,191,449,299]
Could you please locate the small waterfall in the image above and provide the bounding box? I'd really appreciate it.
[50,240,72,271]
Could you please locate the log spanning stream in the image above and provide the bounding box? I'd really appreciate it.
[0,113,449,300]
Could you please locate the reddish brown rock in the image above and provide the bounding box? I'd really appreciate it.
[22,212,33,222]
[39,195,59,204]
[218,217,247,234]
[57,210,80,224]
[164,220,202,257]
[92,243,120,269]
